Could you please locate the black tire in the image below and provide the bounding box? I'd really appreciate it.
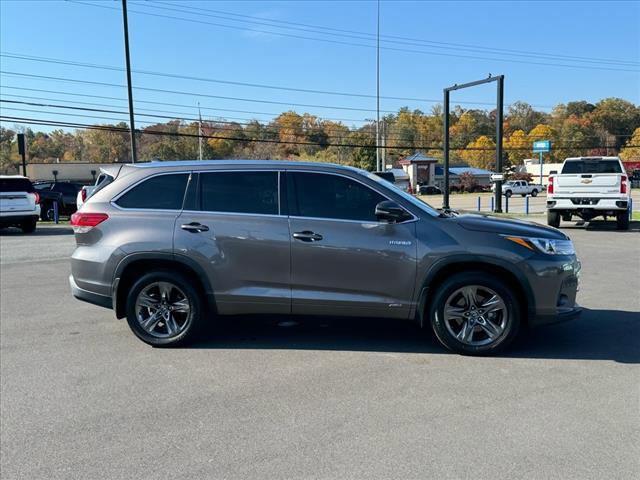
[547,210,561,228]
[531,189,538,197]
[40,203,51,221]
[125,270,204,347]
[21,218,37,233]
[616,210,630,230]
[428,272,521,355]
[504,190,512,198]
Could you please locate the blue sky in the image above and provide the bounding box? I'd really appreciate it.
[1,0,639,131]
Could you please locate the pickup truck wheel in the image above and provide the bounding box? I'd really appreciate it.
[21,218,37,233]
[616,210,630,230]
[429,272,521,355]
[125,270,204,347]
[531,189,538,197]
[504,190,512,198]
[547,210,561,228]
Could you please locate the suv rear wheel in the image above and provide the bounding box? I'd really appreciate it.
[21,218,37,233]
[125,270,203,347]
[429,272,521,355]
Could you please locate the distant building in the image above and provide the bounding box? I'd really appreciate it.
[26,162,114,183]
[433,166,494,188]
[521,158,563,186]
[398,152,439,190]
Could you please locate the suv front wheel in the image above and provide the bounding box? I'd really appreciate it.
[125,270,203,347]
[429,272,521,355]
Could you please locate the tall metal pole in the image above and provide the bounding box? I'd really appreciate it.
[121,0,137,163]
[198,102,203,160]
[494,75,504,213]
[375,0,381,171]
[443,89,450,210]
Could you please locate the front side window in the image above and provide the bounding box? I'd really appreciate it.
[290,172,385,222]
[116,173,189,210]
[200,171,278,215]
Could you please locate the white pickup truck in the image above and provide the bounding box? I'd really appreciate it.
[547,156,631,230]
[493,180,543,197]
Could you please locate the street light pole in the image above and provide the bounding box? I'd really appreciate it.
[121,0,137,163]
[375,0,381,172]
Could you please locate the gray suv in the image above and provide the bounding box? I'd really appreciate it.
[69,161,581,355]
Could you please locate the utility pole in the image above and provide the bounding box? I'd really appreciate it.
[198,103,203,160]
[375,0,381,171]
[121,0,137,163]
[381,120,386,170]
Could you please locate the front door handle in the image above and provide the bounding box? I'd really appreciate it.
[293,230,323,242]
[181,222,209,233]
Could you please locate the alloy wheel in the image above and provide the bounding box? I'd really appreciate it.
[443,285,509,347]
[134,281,191,338]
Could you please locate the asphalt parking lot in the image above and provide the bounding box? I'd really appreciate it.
[1,219,639,479]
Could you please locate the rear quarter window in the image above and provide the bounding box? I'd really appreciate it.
[115,173,189,210]
[0,178,34,192]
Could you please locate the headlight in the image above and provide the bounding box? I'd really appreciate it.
[504,236,575,255]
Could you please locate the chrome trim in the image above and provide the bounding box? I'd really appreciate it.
[180,209,284,220]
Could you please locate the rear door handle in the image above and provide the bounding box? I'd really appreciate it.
[181,222,209,233]
[293,230,323,242]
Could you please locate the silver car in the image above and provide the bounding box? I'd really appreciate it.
[70,160,581,355]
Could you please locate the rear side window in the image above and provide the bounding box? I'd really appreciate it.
[116,174,188,210]
[200,171,278,215]
[289,172,385,222]
[0,178,34,192]
[562,160,622,174]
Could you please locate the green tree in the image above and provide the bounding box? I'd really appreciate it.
[590,98,640,149]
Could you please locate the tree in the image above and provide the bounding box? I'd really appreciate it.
[458,171,478,192]
[507,101,547,132]
[504,129,529,164]
[590,98,640,149]
[620,127,640,161]
[528,124,558,161]
[460,136,496,169]
[0,127,18,174]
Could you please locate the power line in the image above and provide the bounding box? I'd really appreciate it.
[2,115,634,151]
[69,0,640,73]
[145,0,639,67]
[1,52,538,108]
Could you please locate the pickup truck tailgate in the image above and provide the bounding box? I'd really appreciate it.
[554,174,621,195]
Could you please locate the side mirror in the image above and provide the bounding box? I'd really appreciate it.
[375,200,411,223]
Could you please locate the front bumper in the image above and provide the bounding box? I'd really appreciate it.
[69,274,112,309]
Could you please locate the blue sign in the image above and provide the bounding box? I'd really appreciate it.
[533,140,551,153]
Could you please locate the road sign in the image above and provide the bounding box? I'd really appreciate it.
[533,140,551,153]
[490,173,504,181]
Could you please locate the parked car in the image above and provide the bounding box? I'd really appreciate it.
[76,169,117,210]
[493,180,543,197]
[418,185,442,195]
[70,160,581,355]
[0,175,41,233]
[547,156,630,230]
[33,181,83,220]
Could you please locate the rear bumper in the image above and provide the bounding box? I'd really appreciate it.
[0,213,39,226]
[69,274,112,309]
[547,197,629,211]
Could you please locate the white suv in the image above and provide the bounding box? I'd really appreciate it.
[0,176,41,233]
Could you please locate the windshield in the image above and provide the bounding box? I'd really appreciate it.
[562,159,622,174]
[364,171,440,217]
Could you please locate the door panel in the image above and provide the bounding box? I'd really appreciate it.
[174,212,291,314]
[173,170,291,315]
[286,171,418,318]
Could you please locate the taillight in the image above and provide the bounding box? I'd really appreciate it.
[621,175,627,194]
[31,192,40,204]
[81,188,87,202]
[70,212,109,233]
[548,176,554,194]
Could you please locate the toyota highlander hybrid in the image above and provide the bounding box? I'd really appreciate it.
[69,160,581,355]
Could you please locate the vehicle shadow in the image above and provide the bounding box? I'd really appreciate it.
[189,308,639,364]
[562,220,640,233]
[0,226,72,236]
